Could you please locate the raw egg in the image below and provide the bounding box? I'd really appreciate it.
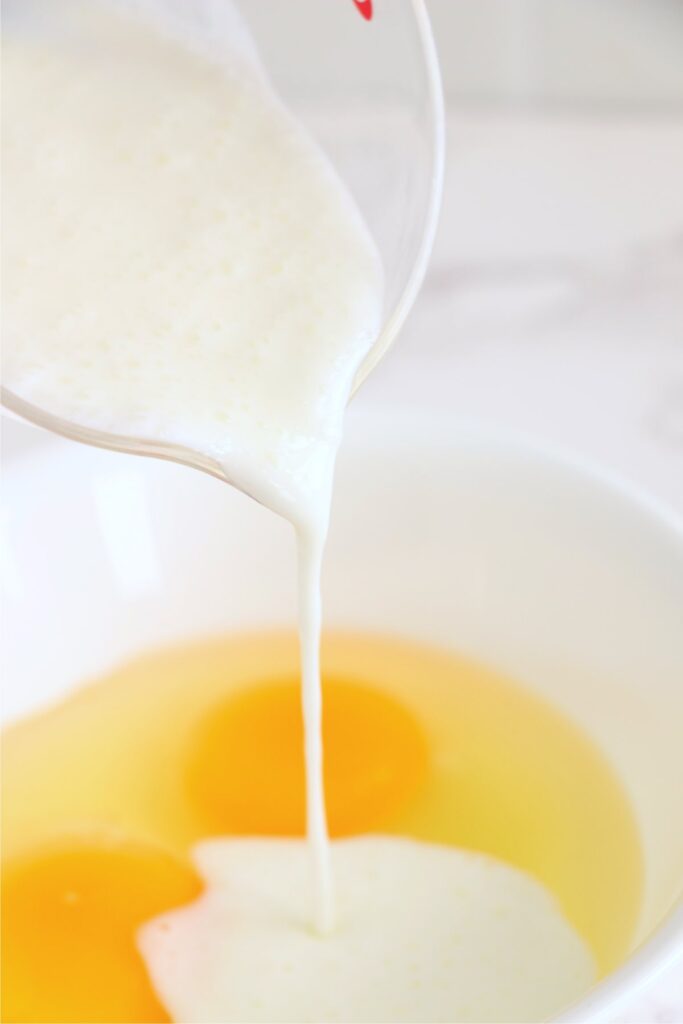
[1,835,201,1024]
[186,677,429,836]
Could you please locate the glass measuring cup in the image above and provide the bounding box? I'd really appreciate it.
[1,0,445,486]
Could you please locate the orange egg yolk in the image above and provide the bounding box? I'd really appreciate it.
[1,836,202,1024]
[186,676,429,837]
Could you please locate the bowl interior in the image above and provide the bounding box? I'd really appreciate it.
[3,410,683,1020]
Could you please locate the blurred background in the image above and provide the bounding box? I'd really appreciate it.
[432,0,683,109]
[355,0,683,513]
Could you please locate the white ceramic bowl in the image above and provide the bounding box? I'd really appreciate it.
[2,410,682,1022]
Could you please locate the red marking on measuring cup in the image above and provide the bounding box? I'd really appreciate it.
[352,1,373,20]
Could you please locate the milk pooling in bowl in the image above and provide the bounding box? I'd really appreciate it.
[3,2,598,1020]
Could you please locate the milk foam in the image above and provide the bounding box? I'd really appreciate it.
[139,836,596,1024]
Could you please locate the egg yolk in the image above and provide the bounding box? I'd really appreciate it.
[1,835,201,1024]
[187,677,429,836]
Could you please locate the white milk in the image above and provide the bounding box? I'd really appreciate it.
[139,837,595,1024]
[3,0,383,933]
